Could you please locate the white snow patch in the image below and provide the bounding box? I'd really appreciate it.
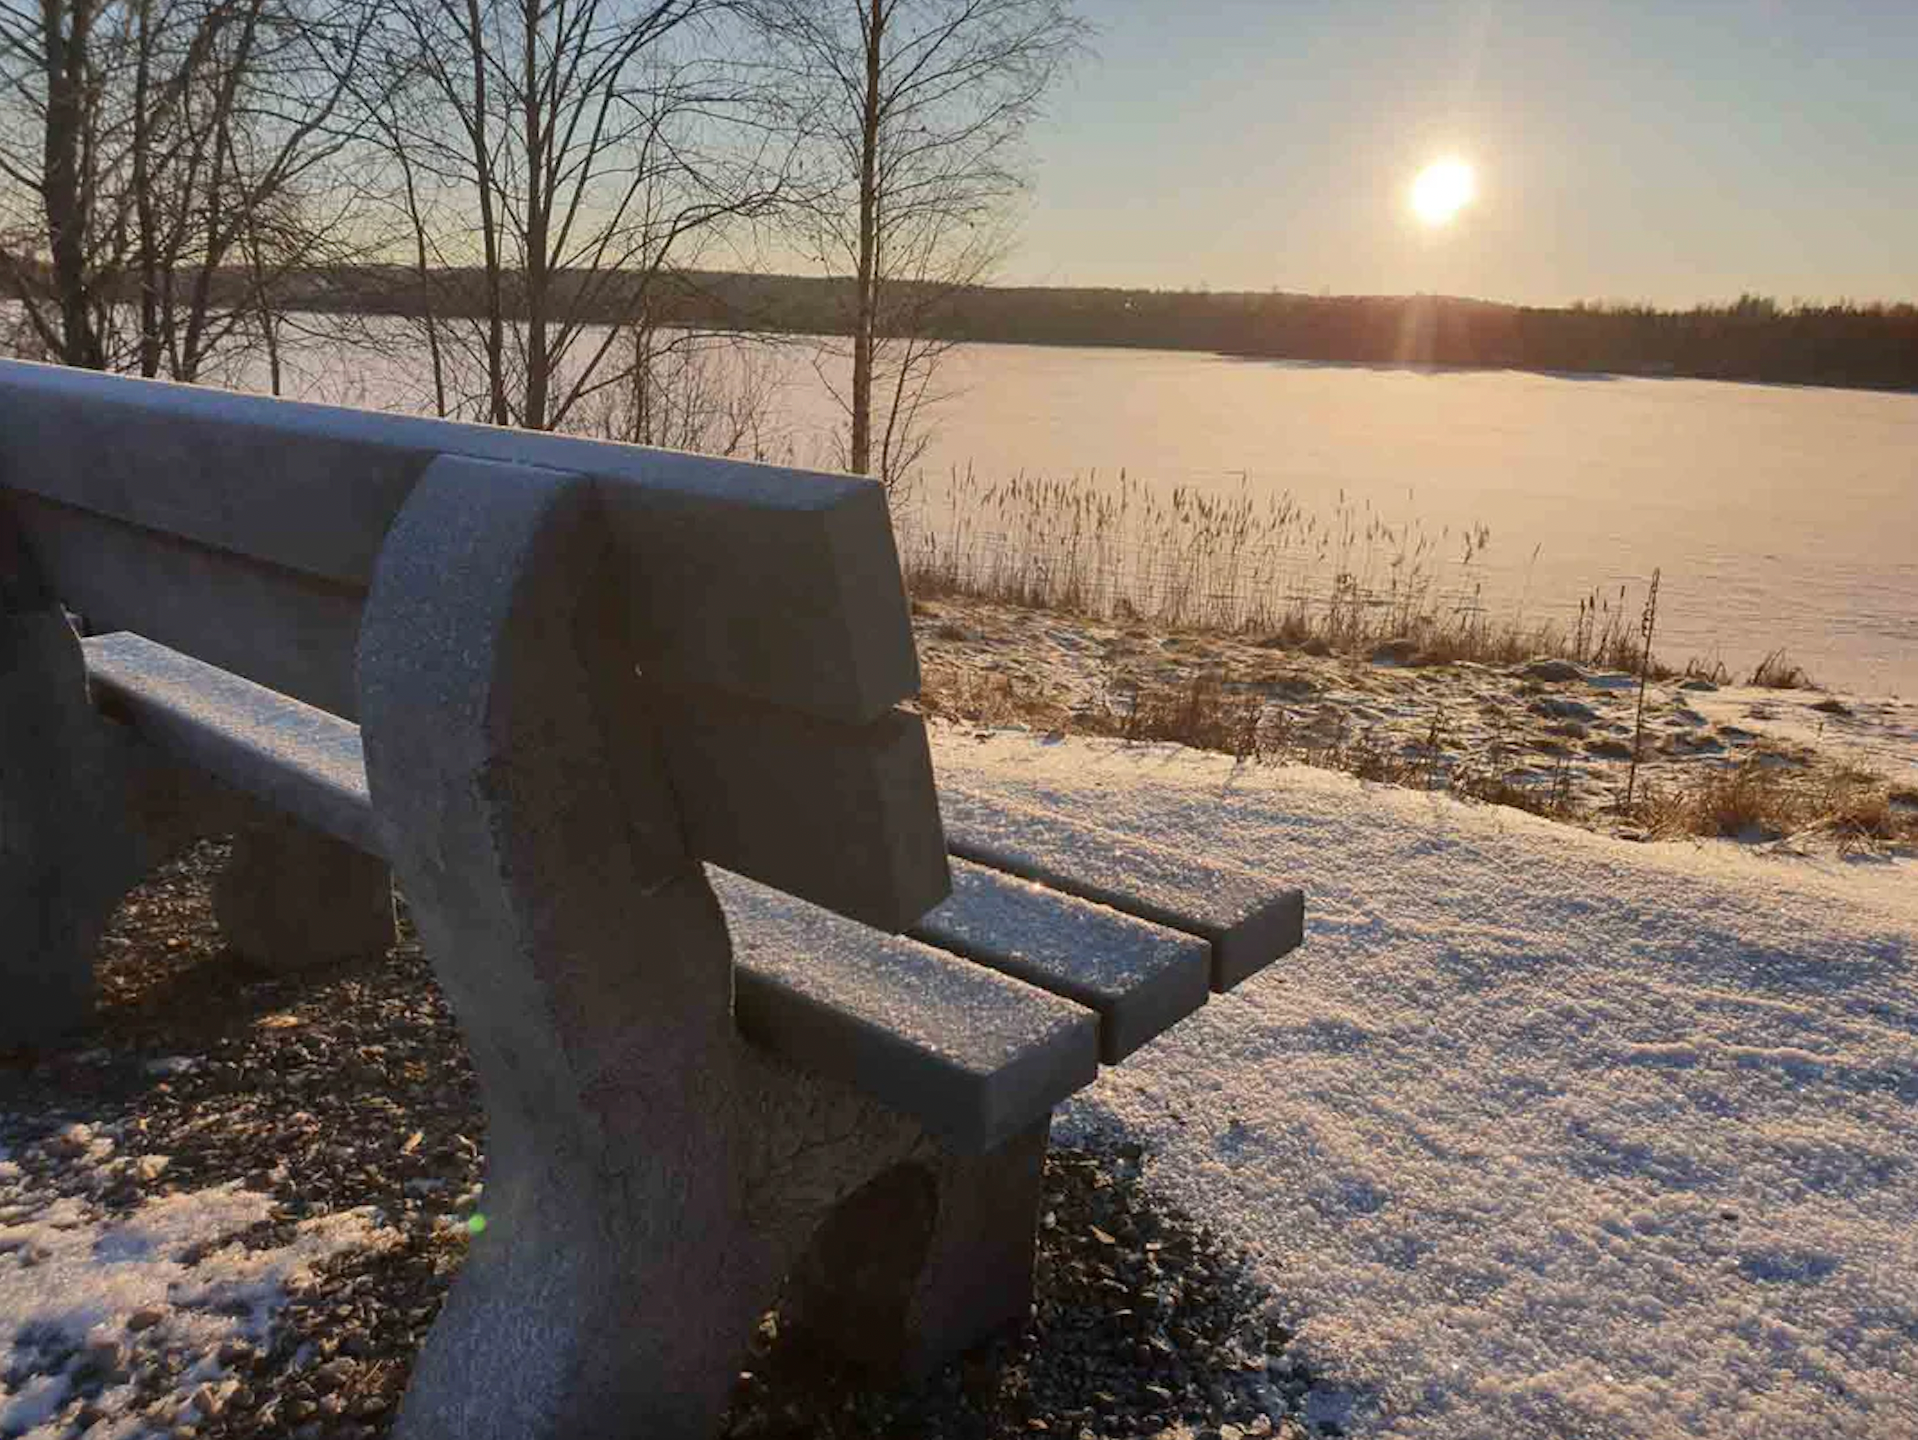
[932,724,1918,1439]
[0,1183,392,1437]
[1690,686,1918,786]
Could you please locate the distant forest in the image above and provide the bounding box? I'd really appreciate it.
[350,270,1918,392]
[17,258,1918,392]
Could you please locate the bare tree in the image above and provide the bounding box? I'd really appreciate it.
[366,0,792,431]
[0,0,113,366]
[581,310,791,460]
[749,0,1083,485]
[0,0,380,378]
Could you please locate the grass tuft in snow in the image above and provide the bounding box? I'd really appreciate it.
[1634,755,1918,852]
[1749,647,1818,690]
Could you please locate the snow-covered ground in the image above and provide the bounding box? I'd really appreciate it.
[4,725,1912,1438]
[930,725,1918,1439]
[0,1168,390,1436]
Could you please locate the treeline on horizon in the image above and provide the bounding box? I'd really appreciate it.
[314,270,1918,392]
[690,278,1918,391]
[15,256,1916,391]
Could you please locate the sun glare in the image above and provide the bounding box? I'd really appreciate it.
[1411,158,1476,227]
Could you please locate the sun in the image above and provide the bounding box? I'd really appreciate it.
[1410,158,1476,227]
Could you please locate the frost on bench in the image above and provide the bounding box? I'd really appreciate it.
[942,784,1307,989]
[1,361,1305,1440]
[351,456,1008,1437]
[0,363,999,1439]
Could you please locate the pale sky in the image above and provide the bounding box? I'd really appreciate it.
[1008,0,1918,306]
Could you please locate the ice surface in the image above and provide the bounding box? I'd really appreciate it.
[931,724,1918,1439]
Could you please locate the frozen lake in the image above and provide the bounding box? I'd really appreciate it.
[99,324,1918,695]
[891,346,1916,696]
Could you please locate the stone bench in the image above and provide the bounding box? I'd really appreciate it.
[0,358,1304,1439]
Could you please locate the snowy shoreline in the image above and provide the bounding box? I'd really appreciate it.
[912,594,1918,849]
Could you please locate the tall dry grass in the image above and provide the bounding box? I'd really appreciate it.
[898,468,1665,671]
[1053,669,1582,821]
[1749,648,1817,689]
[1634,757,1917,854]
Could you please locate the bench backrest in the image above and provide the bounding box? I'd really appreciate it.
[0,358,949,930]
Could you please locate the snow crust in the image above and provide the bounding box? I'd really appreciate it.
[1688,685,1918,786]
[930,724,1918,1439]
[0,1180,389,1437]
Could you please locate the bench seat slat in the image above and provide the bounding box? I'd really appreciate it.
[911,860,1210,1064]
[1,357,917,724]
[85,631,379,854]
[84,631,945,933]
[81,633,1099,1150]
[714,871,1100,1154]
[940,786,1305,991]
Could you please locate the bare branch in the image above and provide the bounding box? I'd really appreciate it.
[744,0,1083,477]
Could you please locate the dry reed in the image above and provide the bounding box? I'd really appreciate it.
[898,468,1669,673]
[1635,756,1916,853]
[1749,649,1817,689]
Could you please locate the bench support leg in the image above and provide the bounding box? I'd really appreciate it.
[0,599,132,1048]
[212,813,395,969]
[900,1117,1049,1376]
[0,513,201,1048]
[4,501,373,1046]
[360,458,941,1440]
[785,1117,1048,1380]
